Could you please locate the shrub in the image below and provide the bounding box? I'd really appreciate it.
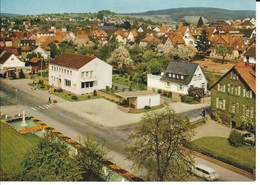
[40,85,45,89]
[181,95,194,103]
[144,105,151,109]
[57,88,63,92]
[157,89,162,94]
[114,86,118,91]
[88,95,91,99]
[106,86,110,91]
[163,91,167,96]
[129,87,133,92]
[168,91,172,98]
[71,95,78,100]
[228,130,244,147]
[122,88,125,92]
[19,70,25,78]
[93,90,97,96]
[211,111,220,122]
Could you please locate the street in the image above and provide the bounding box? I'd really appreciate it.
[0,79,253,181]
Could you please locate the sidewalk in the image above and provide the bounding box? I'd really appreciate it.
[1,79,67,104]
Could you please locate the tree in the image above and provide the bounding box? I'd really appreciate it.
[122,21,131,30]
[48,42,59,58]
[125,107,194,181]
[168,46,196,61]
[216,43,233,63]
[195,29,211,54]
[75,134,109,181]
[197,17,204,28]
[107,46,134,74]
[16,134,83,181]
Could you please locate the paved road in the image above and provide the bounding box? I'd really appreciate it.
[0,80,253,181]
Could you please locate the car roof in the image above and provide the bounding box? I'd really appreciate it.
[195,164,216,173]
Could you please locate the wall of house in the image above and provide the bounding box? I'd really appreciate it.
[189,65,208,93]
[147,74,189,95]
[136,94,160,109]
[183,32,196,47]
[1,54,25,69]
[49,58,112,95]
[34,47,49,59]
[211,69,255,128]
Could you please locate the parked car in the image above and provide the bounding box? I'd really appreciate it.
[242,131,255,143]
[191,164,219,181]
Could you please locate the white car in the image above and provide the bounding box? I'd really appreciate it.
[191,164,219,181]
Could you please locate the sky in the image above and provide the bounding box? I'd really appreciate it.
[1,0,256,15]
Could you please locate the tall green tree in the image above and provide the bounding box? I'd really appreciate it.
[125,107,194,181]
[197,17,204,28]
[216,43,233,63]
[16,134,83,181]
[195,29,211,54]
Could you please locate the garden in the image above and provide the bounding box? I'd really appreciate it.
[190,135,255,173]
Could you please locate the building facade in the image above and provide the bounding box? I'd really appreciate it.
[49,53,112,95]
[210,61,255,128]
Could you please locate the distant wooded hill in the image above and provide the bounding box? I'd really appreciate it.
[123,7,255,22]
[1,13,23,17]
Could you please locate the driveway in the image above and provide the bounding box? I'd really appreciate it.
[192,119,231,141]
[56,99,143,127]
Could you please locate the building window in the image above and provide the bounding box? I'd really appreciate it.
[246,106,250,117]
[81,81,94,88]
[166,82,170,87]
[234,87,238,95]
[219,99,223,109]
[202,83,205,89]
[70,71,72,75]
[198,74,202,79]
[220,84,225,92]
[232,72,237,80]
[181,75,184,79]
[64,79,71,87]
[11,58,14,61]
[81,72,84,78]
[179,84,183,90]
[189,41,193,44]
[246,90,250,98]
[232,103,236,113]
[172,74,175,78]
[246,56,249,63]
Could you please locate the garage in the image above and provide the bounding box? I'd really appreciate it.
[115,91,161,109]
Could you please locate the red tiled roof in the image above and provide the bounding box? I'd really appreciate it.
[168,34,185,46]
[50,53,95,69]
[0,52,12,64]
[76,34,89,40]
[141,35,161,43]
[234,61,255,94]
[29,57,40,63]
[4,47,19,56]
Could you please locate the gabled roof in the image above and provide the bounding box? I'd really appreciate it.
[94,30,108,37]
[244,45,256,58]
[0,52,12,64]
[209,61,255,94]
[160,61,198,85]
[29,57,40,63]
[3,47,19,56]
[240,21,254,26]
[76,34,89,40]
[50,53,95,69]
[238,29,254,38]
[141,35,161,43]
[167,34,185,46]
[160,26,170,33]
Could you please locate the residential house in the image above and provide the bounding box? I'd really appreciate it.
[209,61,255,128]
[28,57,42,72]
[243,42,256,64]
[33,46,50,59]
[21,39,36,47]
[214,26,243,36]
[49,53,112,95]
[239,28,256,45]
[147,61,207,101]
[93,30,108,44]
[164,34,186,49]
[209,35,247,60]
[74,34,89,46]
[153,27,160,32]
[238,21,255,29]
[63,32,76,41]
[183,31,197,48]
[0,50,25,77]
[158,26,171,37]
[137,27,144,33]
[128,29,138,42]
[140,35,161,47]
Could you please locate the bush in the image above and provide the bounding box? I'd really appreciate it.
[106,86,110,91]
[157,89,162,94]
[122,88,125,92]
[40,85,45,89]
[163,91,167,96]
[144,105,151,109]
[93,90,97,96]
[181,95,194,103]
[167,91,172,98]
[57,88,63,92]
[88,95,91,99]
[228,130,244,147]
[211,111,220,122]
[114,86,118,91]
[129,87,133,92]
[71,95,78,100]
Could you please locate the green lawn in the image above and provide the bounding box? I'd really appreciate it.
[53,91,102,102]
[191,136,255,172]
[0,122,41,174]
[113,75,147,90]
[29,83,49,91]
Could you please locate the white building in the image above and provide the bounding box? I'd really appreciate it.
[147,61,207,101]
[33,46,50,59]
[0,50,25,77]
[49,53,112,95]
[115,91,161,109]
[243,44,256,64]
[137,27,144,33]
[183,31,196,48]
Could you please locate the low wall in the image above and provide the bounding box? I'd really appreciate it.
[97,90,122,103]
